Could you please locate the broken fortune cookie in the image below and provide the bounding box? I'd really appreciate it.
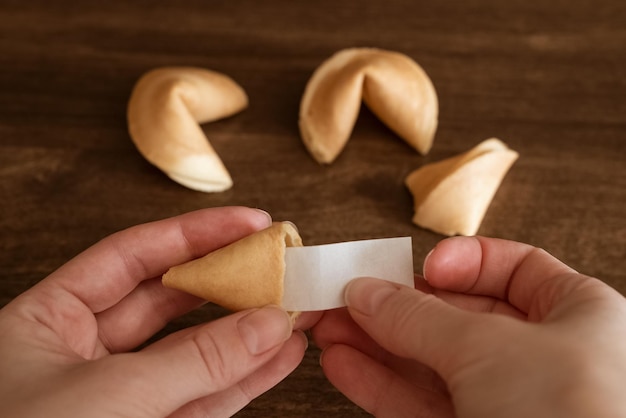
[405,138,518,236]
[299,47,438,164]
[127,66,248,192]
[162,222,302,312]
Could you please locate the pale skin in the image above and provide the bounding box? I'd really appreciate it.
[0,207,318,418]
[2,207,625,417]
[312,236,626,417]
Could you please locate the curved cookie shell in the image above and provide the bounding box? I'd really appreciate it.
[299,48,438,164]
[127,67,248,192]
[162,222,302,312]
[405,138,518,236]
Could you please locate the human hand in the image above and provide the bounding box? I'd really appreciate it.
[0,207,312,418]
[312,236,626,418]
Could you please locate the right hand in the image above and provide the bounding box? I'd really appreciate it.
[312,236,626,417]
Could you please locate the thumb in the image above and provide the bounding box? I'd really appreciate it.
[99,306,294,417]
[344,277,505,379]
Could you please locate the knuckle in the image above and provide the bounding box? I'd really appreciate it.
[189,330,235,389]
[384,292,440,349]
[235,377,256,404]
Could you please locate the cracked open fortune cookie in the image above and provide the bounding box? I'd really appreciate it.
[299,47,438,164]
[405,138,518,236]
[127,66,248,192]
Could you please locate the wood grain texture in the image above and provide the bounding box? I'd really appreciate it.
[1,1,625,416]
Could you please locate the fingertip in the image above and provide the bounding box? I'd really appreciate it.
[344,278,402,317]
[293,329,309,353]
[251,208,273,228]
[237,306,292,355]
[219,206,272,231]
[423,236,482,290]
[422,248,435,282]
[317,344,329,370]
[318,343,340,370]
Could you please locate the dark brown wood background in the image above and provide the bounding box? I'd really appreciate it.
[1,1,625,416]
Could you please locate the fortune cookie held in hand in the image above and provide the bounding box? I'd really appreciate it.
[127,67,248,192]
[405,138,518,236]
[299,47,438,164]
[162,222,302,312]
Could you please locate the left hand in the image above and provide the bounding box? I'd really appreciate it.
[0,207,313,418]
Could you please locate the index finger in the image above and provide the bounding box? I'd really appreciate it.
[42,206,272,313]
[423,236,577,317]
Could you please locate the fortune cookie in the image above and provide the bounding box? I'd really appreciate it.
[405,138,518,236]
[162,222,302,312]
[127,66,248,192]
[299,47,438,164]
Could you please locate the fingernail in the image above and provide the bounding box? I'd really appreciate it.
[253,208,273,225]
[344,278,400,317]
[423,248,435,282]
[319,346,328,368]
[237,306,292,355]
[294,330,309,351]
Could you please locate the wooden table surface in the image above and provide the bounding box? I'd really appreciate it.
[2,1,625,416]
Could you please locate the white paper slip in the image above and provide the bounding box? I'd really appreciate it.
[282,236,414,311]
